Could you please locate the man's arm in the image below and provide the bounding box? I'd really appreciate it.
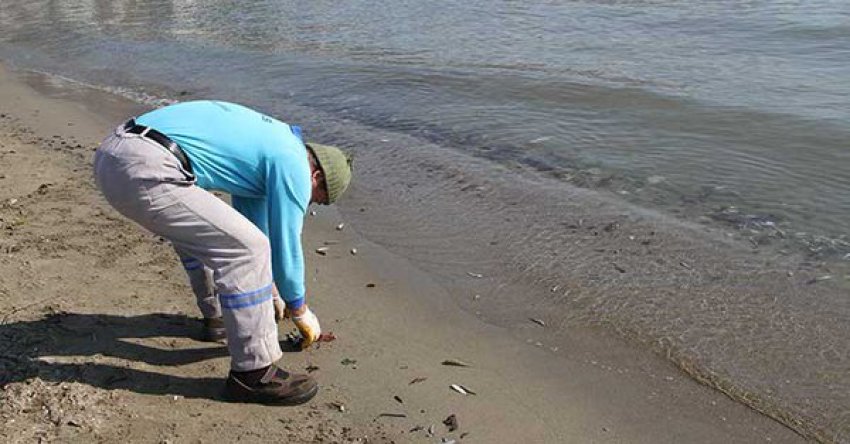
[230,194,304,309]
[264,162,308,311]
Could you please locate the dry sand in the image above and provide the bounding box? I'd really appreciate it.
[0,63,805,443]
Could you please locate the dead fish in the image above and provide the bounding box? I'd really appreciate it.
[329,402,345,412]
[679,261,692,270]
[442,359,471,367]
[393,395,404,404]
[409,377,428,385]
[450,384,468,395]
[450,384,477,395]
[315,247,329,255]
[530,318,546,327]
[466,272,484,278]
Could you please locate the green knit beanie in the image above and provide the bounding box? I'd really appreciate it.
[306,142,352,204]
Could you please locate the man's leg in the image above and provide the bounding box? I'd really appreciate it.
[132,182,281,371]
[174,248,224,341]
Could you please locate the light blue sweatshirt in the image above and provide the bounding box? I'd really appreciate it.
[137,100,310,309]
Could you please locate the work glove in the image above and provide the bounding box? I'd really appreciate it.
[286,305,321,350]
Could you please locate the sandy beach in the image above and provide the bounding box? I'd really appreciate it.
[0,63,807,443]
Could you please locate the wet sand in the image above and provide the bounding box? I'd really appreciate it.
[0,63,805,443]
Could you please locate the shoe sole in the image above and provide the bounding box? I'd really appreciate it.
[201,328,227,343]
[223,382,319,406]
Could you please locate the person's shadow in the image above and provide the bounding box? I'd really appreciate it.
[0,311,296,401]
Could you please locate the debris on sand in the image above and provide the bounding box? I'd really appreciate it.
[442,359,471,367]
[315,246,329,255]
[341,358,357,366]
[679,261,692,270]
[317,332,337,343]
[306,364,320,373]
[450,384,476,395]
[409,377,428,385]
[336,223,345,231]
[530,318,546,327]
[602,221,620,232]
[466,272,484,278]
[377,412,407,418]
[329,402,345,412]
[366,283,376,288]
[350,248,358,255]
[806,275,832,285]
[443,414,458,432]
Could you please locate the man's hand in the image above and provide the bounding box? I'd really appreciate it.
[286,305,321,350]
[272,285,285,322]
[273,297,286,322]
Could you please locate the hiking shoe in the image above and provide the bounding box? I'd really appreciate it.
[224,364,319,405]
[201,317,227,342]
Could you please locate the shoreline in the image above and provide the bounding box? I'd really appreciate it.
[0,62,807,443]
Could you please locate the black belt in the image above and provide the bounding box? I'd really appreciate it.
[124,119,193,174]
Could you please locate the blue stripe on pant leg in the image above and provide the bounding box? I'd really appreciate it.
[219,284,274,300]
[220,284,275,310]
[221,293,274,310]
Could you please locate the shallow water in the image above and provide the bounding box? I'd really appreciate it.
[1,1,849,441]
